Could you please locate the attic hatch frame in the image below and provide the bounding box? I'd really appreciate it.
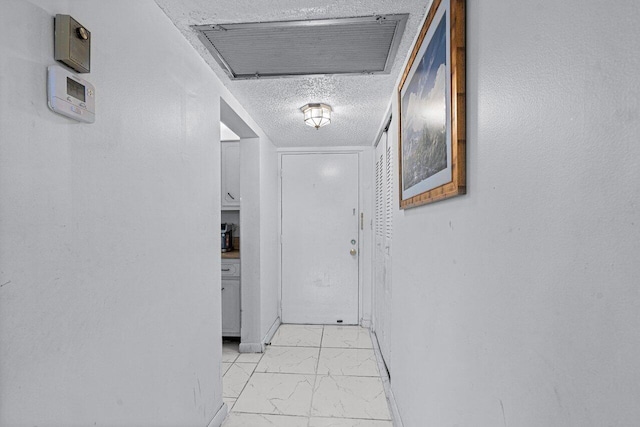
[193,14,409,80]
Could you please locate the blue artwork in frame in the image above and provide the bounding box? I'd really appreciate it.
[399,0,466,208]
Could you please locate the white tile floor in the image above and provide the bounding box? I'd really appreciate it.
[222,325,393,427]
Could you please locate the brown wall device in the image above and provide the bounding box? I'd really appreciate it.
[54,14,91,73]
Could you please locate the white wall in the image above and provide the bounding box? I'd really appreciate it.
[386,1,640,426]
[239,137,262,348]
[259,141,280,338]
[0,1,271,425]
[237,136,281,351]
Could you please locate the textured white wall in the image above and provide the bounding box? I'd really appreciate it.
[0,1,270,425]
[387,1,640,426]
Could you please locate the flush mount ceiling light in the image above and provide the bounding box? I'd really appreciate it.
[301,103,332,129]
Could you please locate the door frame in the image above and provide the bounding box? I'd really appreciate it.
[220,99,263,351]
[277,147,373,326]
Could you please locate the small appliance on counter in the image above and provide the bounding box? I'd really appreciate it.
[221,223,234,252]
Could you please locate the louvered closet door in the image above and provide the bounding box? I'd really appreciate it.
[373,130,393,371]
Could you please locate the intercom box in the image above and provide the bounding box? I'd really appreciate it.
[54,14,91,73]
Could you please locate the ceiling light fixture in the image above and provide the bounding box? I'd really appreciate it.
[301,103,332,129]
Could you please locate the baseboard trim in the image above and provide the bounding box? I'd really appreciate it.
[206,402,228,427]
[361,318,372,328]
[384,377,403,427]
[238,342,263,353]
[370,329,404,427]
[263,316,281,346]
[238,318,281,353]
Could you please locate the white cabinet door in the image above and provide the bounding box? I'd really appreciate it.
[221,141,240,209]
[221,278,240,337]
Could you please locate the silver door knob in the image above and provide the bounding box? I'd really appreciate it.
[350,248,357,255]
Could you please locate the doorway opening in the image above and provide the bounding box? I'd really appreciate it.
[218,99,258,363]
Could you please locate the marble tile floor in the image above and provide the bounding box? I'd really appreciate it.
[222,324,393,427]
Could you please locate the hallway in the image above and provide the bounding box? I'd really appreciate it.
[2,1,639,426]
[221,325,392,426]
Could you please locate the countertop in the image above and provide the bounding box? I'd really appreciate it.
[221,250,240,259]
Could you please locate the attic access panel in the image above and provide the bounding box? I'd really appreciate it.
[194,15,408,80]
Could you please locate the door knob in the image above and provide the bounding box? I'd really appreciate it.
[350,248,357,256]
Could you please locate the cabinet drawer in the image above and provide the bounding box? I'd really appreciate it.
[221,261,240,277]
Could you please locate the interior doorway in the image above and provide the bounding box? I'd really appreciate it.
[219,99,258,347]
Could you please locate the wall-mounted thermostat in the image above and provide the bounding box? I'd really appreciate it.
[54,14,91,73]
[47,65,95,123]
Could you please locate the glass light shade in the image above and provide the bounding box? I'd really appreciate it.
[301,103,332,129]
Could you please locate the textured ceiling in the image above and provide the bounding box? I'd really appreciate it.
[155,0,431,147]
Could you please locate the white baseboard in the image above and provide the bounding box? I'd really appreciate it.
[361,318,372,328]
[239,342,263,353]
[263,317,281,345]
[238,318,281,353]
[384,380,403,427]
[370,329,403,427]
[206,402,228,427]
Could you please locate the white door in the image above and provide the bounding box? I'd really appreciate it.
[281,153,359,324]
[373,130,393,370]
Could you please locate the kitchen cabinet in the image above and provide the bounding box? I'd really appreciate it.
[221,258,240,337]
[221,141,240,209]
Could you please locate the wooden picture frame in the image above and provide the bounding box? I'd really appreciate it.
[398,0,466,209]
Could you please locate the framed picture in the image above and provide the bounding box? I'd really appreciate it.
[398,0,466,208]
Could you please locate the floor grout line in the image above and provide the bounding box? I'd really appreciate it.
[305,325,325,427]
[223,362,257,401]
[223,325,391,426]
